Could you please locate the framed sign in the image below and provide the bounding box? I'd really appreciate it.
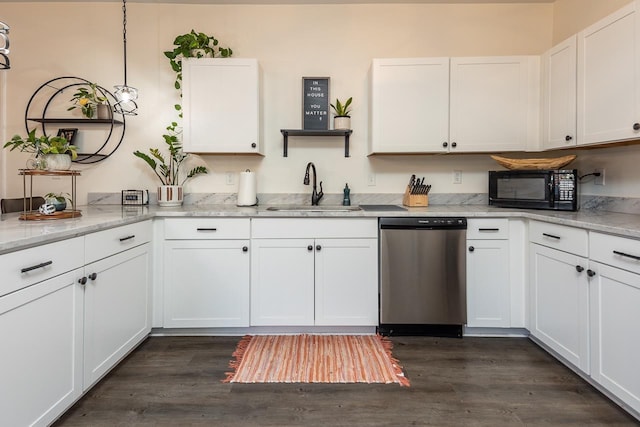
[302,77,330,130]
[57,128,78,144]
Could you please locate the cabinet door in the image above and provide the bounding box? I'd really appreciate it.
[450,56,539,152]
[314,238,378,326]
[542,35,577,150]
[163,240,250,328]
[589,262,640,414]
[182,58,260,154]
[369,57,450,153]
[529,243,590,373]
[466,239,510,328]
[0,269,83,427]
[83,243,151,389]
[250,239,315,326]
[577,2,640,145]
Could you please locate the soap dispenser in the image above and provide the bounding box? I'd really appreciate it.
[342,183,351,206]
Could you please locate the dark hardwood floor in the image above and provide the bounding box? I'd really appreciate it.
[54,336,639,426]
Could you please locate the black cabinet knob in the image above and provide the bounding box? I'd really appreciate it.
[251,143,257,148]
[242,246,248,252]
[442,142,448,148]
[78,277,87,285]
[575,265,584,273]
[451,142,457,148]
[316,245,322,251]
[565,135,573,141]
[468,246,474,252]
[88,272,97,280]
[634,123,640,131]
[307,245,313,251]
[587,269,596,277]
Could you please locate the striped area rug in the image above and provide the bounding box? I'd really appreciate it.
[223,334,409,387]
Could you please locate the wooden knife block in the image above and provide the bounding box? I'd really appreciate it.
[402,186,428,207]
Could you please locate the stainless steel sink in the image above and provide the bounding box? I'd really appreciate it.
[265,205,362,212]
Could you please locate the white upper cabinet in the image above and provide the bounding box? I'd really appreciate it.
[577,2,640,145]
[182,58,261,154]
[450,56,540,152]
[542,35,578,150]
[369,56,539,154]
[369,57,450,153]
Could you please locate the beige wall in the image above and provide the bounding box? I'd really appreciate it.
[552,0,632,44]
[2,2,637,203]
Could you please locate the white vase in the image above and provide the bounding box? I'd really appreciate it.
[334,116,351,130]
[158,185,183,207]
[43,154,72,171]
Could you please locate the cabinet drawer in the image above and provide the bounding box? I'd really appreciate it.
[590,232,640,275]
[251,218,378,239]
[85,220,152,264]
[529,220,588,257]
[467,218,509,240]
[164,218,250,240]
[0,237,83,297]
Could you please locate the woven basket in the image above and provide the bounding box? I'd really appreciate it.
[490,154,577,170]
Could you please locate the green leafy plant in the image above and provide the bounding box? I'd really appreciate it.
[164,29,233,95]
[133,122,208,186]
[44,192,72,205]
[4,129,78,160]
[330,97,353,117]
[67,83,107,119]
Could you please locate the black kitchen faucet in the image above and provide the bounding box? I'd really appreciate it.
[303,162,324,206]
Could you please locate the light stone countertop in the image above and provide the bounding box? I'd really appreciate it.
[0,203,638,255]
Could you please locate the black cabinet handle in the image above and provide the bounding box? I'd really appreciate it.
[196,228,217,232]
[20,260,53,273]
[542,233,561,240]
[565,135,573,141]
[307,245,313,251]
[251,143,257,148]
[634,123,640,131]
[575,265,584,273]
[119,235,135,242]
[468,246,475,252]
[316,245,322,251]
[451,142,457,148]
[587,269,596,277]
[88,272,98,280]
[442,142,448,148]
[613,250,640,261]
[78,276,87,285]
[242,246,248,252]
[479,228,500,232]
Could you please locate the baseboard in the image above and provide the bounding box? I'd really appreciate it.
[463,327,529,337]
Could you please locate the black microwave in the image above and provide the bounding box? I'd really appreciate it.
[488,169,578,211]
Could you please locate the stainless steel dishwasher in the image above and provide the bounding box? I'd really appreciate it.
[378,217,467,337]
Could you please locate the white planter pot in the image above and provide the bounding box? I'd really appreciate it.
[334,116,351,130]
[158,185,183,207]
[43,154,72,171]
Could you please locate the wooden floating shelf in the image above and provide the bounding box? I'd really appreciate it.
[280,129,353,157]
[27,117,124,125]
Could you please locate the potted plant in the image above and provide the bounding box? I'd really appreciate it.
[164,29,233,104]
[133,122,208,206]
[67,82,107,119]
[330,97,352,130]
[4,129,78,170]
[44,192,72,211]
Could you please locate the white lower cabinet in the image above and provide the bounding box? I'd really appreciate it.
[529,242,590,373]
[250,219,378,327]
[83,242,151,389]
[0,269,83,427]
[162,218,251,328]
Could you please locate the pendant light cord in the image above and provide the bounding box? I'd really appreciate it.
[122,0,128,86]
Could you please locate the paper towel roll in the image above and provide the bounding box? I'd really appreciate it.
[237,169,258,206]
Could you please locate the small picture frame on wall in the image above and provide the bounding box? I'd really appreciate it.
[302,77,330,130]
[57,128,78,144]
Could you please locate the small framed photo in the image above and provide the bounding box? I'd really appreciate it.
[302,77,330,130]
[57,128,78,144]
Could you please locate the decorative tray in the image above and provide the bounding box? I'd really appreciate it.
[19,210,82,221]
[490,154,577,170]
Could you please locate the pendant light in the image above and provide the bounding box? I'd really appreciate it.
[0,21,9,70]
[114,0,138,115]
